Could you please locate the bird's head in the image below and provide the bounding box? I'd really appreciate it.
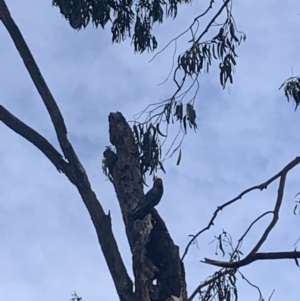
[153,177,163,187]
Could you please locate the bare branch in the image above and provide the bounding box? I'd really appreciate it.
[268,289,275,301]
[237,270,264,301]
[234,211,273,253]
[0,0,78,166]
[0,2,135,300]
[181,156,300,260]
[203,251,300,268]
[0,106,135,301]
[0,105,67,172]
[249,173,286,255]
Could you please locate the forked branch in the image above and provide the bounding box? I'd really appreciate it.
[202,170,299,268]
[0,104,67,173]
[0,0,76,166]
[0,2,134,300]
[182,156,300,260]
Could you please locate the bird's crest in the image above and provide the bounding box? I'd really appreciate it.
[153,177,162,186]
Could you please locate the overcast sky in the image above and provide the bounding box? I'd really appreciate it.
[1,0,300,300]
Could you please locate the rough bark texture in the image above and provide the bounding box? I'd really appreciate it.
[105,112,188,301]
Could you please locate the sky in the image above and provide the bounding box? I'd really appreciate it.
[1,0,300,300]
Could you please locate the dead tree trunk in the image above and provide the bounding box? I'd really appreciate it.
[0,1,187,298]
[104,112,187,301]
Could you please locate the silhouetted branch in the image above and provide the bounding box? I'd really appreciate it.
[233,211,273,254]
[0,105,67,172]
[0,0,78,166]
[195,0,231,44]
[249,173,286,255]
[268,289,275,301]
[237,271,264,301]
[204,169,289,268]
[239,211,273,245]
[203,251,300,268]
[182,156,300,260]
[150,0,216,63]
[0,2,135,300]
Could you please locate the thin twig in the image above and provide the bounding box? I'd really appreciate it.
[195,0,231,44]
[149,0,216,63]
[234,211,273,253]
[268,289,275,301]
[238,270,263,300]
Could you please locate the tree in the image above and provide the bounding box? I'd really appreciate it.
[1,0,300,300]
[53,0,247,166]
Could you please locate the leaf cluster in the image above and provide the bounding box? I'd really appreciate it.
[167,101,197,132]
[70,292,83,301]
[279,77,300,110]
[133,123,166,178]
[199,271,238,301]
[52,0,246,168]
[52,0,191,52]
[132,99,197,172]
[178,21,244,89]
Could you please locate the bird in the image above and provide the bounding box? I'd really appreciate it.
[132,177,164,220]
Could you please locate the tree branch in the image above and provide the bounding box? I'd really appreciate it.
[182,156,300,260]
[0,107,135,301]
[204,171,287,269]
[0,104,67,172]
[150,0,216,63]
[249,172,286,255]
[203,251,300,268]
[0,2,134,300]
[237,270,264,301]
[237,211,273,247]
[0,0,77,166]
[195,0,231,44]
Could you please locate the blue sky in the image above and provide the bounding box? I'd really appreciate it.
[1,0,300,300]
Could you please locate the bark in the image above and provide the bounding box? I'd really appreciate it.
[104,112,188,301]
